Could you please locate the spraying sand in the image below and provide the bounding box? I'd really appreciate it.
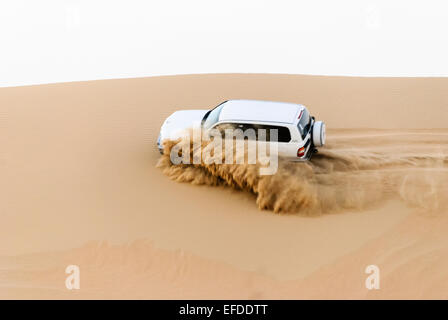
[157,132,448,214]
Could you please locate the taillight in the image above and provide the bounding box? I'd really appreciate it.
[297,147,305,157]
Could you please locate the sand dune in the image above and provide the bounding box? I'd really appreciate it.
[1,74,447,299]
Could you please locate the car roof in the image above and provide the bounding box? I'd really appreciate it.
[218,100,303,125]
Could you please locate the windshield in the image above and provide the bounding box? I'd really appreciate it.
[202,102,226,129]
[297,108,311,139]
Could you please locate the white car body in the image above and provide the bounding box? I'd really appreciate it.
[158,99,326,160]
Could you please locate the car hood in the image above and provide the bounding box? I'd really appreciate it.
[160,110,208,141]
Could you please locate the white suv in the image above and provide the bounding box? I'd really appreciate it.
[157,99,326,160]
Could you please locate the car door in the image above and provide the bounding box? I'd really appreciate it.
[251,124,297,159]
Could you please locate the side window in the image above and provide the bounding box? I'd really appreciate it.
[278,126,292,142]
[213,123,291,143]
[214,123,257,140]
[254,124,291,143]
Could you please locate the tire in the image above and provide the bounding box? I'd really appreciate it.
[312,121,326,147]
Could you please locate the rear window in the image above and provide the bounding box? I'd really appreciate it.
[214,123,291,143]
[297,108,311,139]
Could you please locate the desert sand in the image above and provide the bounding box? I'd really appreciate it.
[1,74,447,299]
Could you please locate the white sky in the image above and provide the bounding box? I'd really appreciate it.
[1,0,447,87]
